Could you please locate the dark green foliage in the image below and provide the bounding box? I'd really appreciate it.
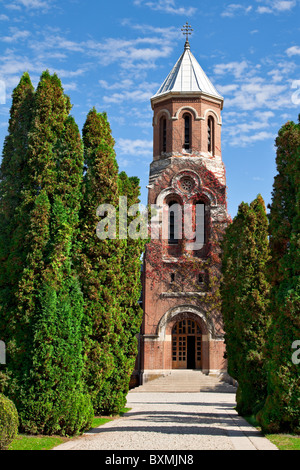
[17,196,93,436]
[77,111,144,414]
[97,173,145,414]
[267,118,300,287]
[77,108,120,413]
[0,393,19,450]
[0,72,93,435]
[221,195,271,416]
[0,73,145,432]
[257,118,300,434]
[0,73,35,384]
[112,172,145,407]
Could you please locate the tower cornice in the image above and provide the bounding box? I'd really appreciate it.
[151,91,224,110]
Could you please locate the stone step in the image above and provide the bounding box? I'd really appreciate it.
[130,370,237,393]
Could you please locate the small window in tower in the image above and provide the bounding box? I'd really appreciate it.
[194,202,206,250]
[170,273,175,283]
[160,117,167,154]
[198,273,204,284]
[208,116,214,154]
[183,114,191,150]
[168,200,181,245]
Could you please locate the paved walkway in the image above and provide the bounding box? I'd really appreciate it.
[53,372,278,451]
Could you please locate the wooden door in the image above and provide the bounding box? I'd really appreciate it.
[172,319,202,369]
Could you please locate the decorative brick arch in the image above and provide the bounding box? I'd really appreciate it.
[156,305,214,340]
[166,311,207,336]
[154,108,172,125]
[173,105,202,121]
[199,186,218,206]
[203,108,222,126]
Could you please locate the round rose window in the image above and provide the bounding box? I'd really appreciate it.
[180,176,195,193]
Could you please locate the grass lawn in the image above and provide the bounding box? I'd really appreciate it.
[8,435,67,451]
[266,434,300,451]
[8,408,131,451]
[244,415,300,450]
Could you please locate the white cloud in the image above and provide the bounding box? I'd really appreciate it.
[241,131,275,144]
[85,37,173,71]
[272,0,296,10]
[122,20,179,42]
[6,0,52,9]
[99,79,134,91]
[18,0,49,6]
[224,110,276,146]
[117,138,153,157]
[267,60,297,82]
[118,158,131,168]
[213,57,298,113]
[102,81,159,104]
[1,27,30,43]
[217,56,299,147]
[0,23,176,110]
[256,0,296,14]
[0,48,85,92]
[256,6,272,13]
[225,80,288,110]
[215,84,239,95]
[221,4,252,17]
[214,61,249,79]
[286,45,300,56]
[51,67,86,78]
[20,21,176,82]
[30,31,174,69]
[61,81,77,92]
[134,0,196,16]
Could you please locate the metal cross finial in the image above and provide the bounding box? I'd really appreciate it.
[181,22,193,42]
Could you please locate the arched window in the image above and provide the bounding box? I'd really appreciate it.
[160,116,167,154]
[208,116,214,154]
[183,113,191,150]
[194,201,206,250]
[168,200,182,245]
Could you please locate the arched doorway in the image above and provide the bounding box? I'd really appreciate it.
[172,319,202,369]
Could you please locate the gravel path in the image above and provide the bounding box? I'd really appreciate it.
[53,390,277,451]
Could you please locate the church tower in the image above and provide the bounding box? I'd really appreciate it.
[137,26,230,385]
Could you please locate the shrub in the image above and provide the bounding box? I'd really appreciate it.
[0,394,19,450]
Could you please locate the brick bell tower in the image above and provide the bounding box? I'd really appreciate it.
[136,25,230,385]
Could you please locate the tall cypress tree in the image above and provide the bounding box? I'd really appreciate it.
[78,111,145,414]
[0,73,34,367]
[108,172,145,407]
[1,71,93,435]
[77,108,121,414]
[221,195,271,416]
[258,118,300,433]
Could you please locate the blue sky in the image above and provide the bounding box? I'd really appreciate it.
[0,0,299,218]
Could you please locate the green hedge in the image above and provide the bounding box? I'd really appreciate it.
[0,394,19,450]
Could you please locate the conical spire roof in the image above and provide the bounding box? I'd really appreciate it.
[151,40,223,103]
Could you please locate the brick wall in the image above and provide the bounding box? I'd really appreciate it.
[152,95,222,160]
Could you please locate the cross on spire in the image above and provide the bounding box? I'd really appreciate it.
[181,22,193,47]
